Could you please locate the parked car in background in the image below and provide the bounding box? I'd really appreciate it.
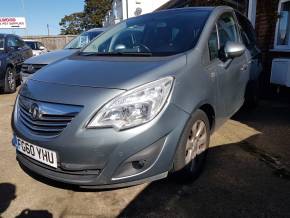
[12,7,256,188]
[0,34,32,93]
[24,39,48,56]
[21,28,106,82]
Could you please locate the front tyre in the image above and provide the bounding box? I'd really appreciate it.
[172,109,210,182]
[4,66,17,93]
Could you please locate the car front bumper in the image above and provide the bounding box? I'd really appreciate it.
[12,101,190,188]
[20,71,31,84]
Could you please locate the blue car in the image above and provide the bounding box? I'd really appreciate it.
[0,34,32,93]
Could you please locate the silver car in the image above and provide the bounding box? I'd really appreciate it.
[20,28,106,83]
[12,7,253,188]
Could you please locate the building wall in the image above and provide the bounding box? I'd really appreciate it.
[254,0,279,91]
[103,0,170,27]
[255,0,278,53]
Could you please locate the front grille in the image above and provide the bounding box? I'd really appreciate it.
[18,96,81,137]
[21,64,46,74]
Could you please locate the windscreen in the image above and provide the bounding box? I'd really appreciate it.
[82,10,210,56]
[64,31,103,49]
[89,31,103,40]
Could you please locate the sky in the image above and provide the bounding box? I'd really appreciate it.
[0,0,84,36]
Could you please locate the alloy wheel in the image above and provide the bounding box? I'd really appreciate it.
[184,120,208,165]
[7,68,16,90]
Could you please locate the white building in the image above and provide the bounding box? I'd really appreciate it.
[103,0,170,27]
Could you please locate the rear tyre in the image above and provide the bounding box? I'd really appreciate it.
[4,66,17,93]
[172,109,210,182]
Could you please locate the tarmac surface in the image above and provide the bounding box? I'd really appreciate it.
[1,91,290,218]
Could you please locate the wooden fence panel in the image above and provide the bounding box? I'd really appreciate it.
[22,35,76,51]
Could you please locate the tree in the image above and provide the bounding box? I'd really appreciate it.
[82,0,112,30]
[59,0,112,35]
[59,12,84,35]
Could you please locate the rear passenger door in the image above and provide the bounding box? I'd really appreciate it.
[237,14,262,81]
[216,13,248,116]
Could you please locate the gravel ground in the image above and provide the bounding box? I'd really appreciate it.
[1,91,290,218]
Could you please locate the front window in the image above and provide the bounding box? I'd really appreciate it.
[25,41,38,50]
[38,42,45,48]
[81,11,210,56]
[208,26,219,60]
[0,37,4,51]
[217,13,239,49]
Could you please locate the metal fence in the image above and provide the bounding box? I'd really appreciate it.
[22,35,76,51]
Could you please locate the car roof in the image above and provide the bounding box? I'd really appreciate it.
[124,6,219,22]
[0,33,20,38]
[152,6,238,19]
[158,7,215,13]
[23,39,39,42]
[87,27,107,33]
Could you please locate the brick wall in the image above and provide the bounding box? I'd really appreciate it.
[255,0,278,53]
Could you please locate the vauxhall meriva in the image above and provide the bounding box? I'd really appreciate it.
[12,7,251,188]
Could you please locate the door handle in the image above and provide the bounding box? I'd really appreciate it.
[241,64,248,71]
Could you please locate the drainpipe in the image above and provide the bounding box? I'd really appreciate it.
[126,0,129,19]
[122,0,129,20]
[248,0,257,28]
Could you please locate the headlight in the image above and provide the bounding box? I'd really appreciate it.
[87,76,174,130]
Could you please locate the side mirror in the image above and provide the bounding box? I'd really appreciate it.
[39,46,45,50]
[114,44,126,51]
[224,42,246,59]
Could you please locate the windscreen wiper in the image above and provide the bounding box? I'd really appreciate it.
[79,51,152,57]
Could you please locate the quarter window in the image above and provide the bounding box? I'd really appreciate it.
[208,26,219,60]
[217,14,239,48]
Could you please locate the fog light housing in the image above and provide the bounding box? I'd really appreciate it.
[132,160,147,170]
[112,137,165,180]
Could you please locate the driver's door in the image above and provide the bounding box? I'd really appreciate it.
[6,36,20,67]
[216,13,248,117]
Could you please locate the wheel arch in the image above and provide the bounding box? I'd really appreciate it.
[199,103,215,132]
[6,62,15,70]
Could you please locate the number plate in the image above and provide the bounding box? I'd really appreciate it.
[16,137,57,168]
